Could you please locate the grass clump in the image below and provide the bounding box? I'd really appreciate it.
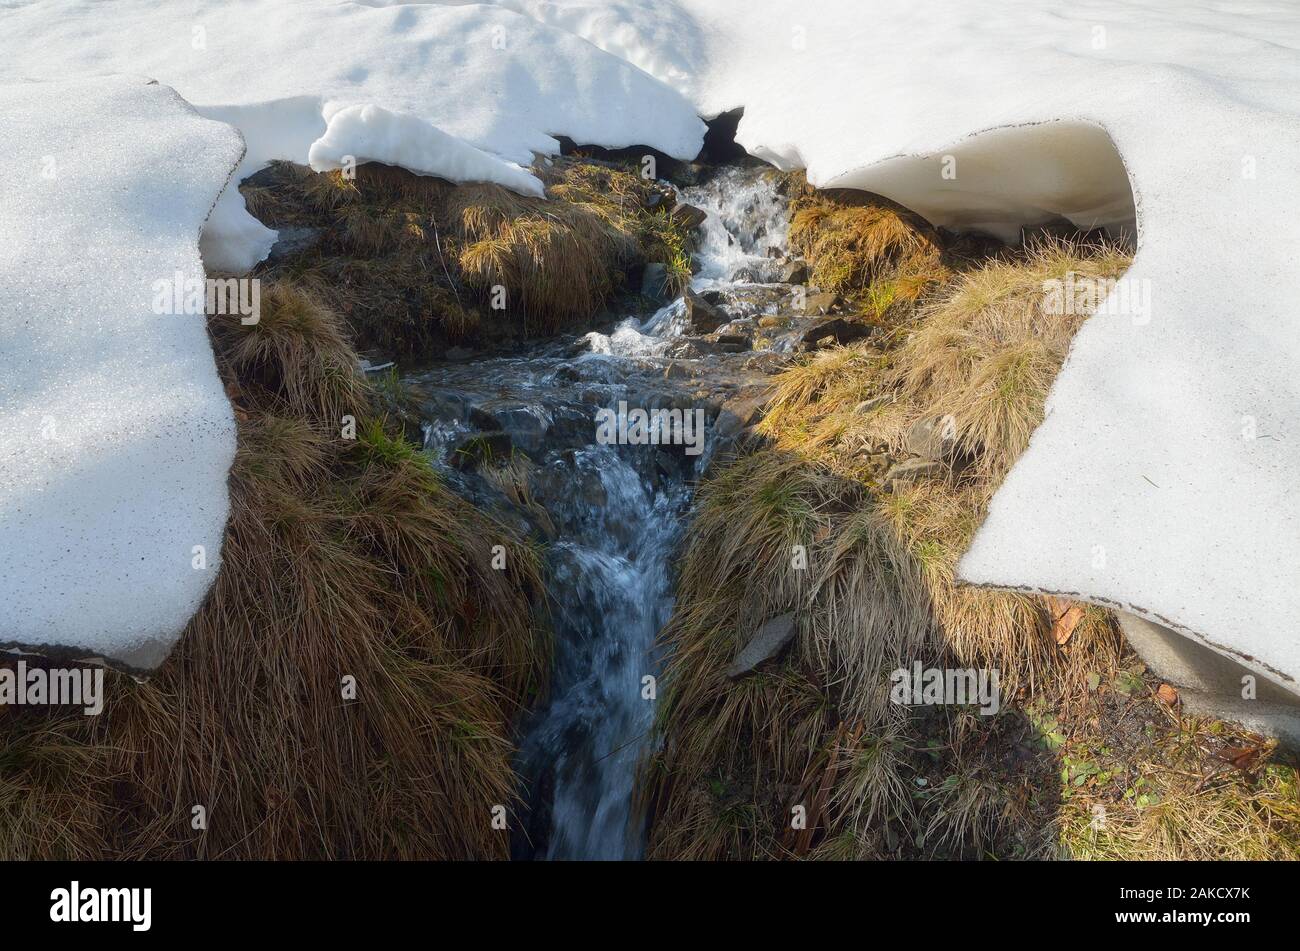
[787,179,949,306]
[0,281,548,859]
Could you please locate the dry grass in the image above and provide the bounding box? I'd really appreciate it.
[646,198,1296,860]
[244,157,690,350]
[788,190,948,302]
[0,282,548,859]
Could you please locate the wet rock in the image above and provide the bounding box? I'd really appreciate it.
[779,259,809,284]
[468,405,502,431]
[758,314,787,330]
[645,186,675,212]
[671,202,708,232]
[683,289,727,334]
[726,613,798,678]
[799,317,874,348]
[882,457,945,490]
[641,262,671,302]
[450,431,512,471]
[667,161,707,189]
[730,265,764,284]
[713,334,751,353]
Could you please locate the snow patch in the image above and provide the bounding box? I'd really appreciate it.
[308,103,544,197]
[0,76,243,670]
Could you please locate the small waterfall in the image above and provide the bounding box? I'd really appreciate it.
[406,163,792,859]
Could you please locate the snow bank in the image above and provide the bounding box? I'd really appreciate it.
[474,0,1300,693]
[308,104,544,197]
[5,1,1299,692]
[0,0,706,272]
[0,77,243,670]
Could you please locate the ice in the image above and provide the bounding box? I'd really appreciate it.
[0,76,243,670]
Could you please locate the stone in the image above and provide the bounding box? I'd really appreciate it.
[799,317,873,348]
[641,262,671,302]
[671,202,708,231]
[882,457,945,490]
[802,291,839,315]
[779,259,809,284]
[853,394,892,414]
[683,289,727,333]
[714,334,751,353]
[726,613,798,678]
[905,415,957,461]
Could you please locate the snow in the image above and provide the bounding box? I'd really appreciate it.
[0,0,706,272]
[0,76,243,670]
[308,103,544,197]
[2,0,1299,691]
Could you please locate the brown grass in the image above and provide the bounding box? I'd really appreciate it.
[243,157,689,350]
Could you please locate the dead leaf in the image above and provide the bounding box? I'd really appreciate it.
[1047,597,1086,645]
[1156,683,1179,705]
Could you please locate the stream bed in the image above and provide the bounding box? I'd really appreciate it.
[404,163,846,858]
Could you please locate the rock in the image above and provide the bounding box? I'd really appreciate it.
[798,317,873,348]
[853,394,892,415]
[757,315,787,330]
[667,162,707,189]
[671,202,708,232]
[801,291,839,315]
[713,334,751,353]
[641,262,671,302]
[905,415,956,461]
[266,225,322,263]
[450,431,512,471]
[882,457,945,490]
[645,187,675,212]
[714,390,769,441]
[726,613,798,678]
[730,265,764,284]
[683,289,727,333]
[779,259,809,284]
[468,405,502,431]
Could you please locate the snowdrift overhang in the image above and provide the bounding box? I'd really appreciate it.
[0,77,243,672]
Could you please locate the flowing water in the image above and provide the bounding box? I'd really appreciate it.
[406,164,798,859]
